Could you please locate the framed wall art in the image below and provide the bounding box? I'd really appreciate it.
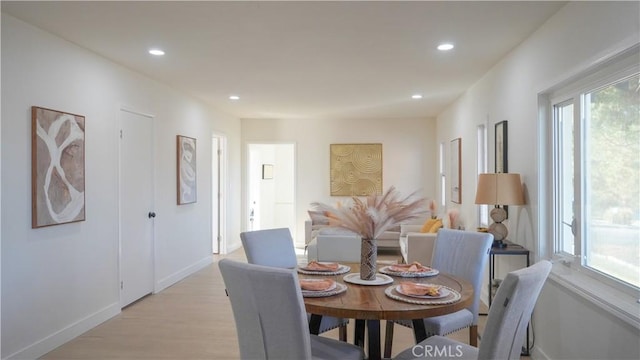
[262,164,274,179]
[330,143,382,196]
[495,120,508,173]
[177,135,197,205]
[31,106,86,228]
[450,138,461,204]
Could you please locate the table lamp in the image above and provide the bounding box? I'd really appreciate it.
[475,173,525,248]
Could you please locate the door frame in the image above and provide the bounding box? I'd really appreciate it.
[117,106,156,307]
[212,133,228,254]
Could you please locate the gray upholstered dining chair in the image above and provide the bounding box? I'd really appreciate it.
[218,259,364,360]
[393,260,552,360]
[384,229,493,357]
[240,228,349,341]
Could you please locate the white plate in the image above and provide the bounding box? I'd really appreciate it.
[385,285,461,305]
[299,262,340,272]
[300,279,338,292]
[379,266,439,278]
[343,273,394,286]
[302,282,348,298]
[395,284,449,299]
[297,264,350,275]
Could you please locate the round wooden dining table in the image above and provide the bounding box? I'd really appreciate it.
[301,262,473,360]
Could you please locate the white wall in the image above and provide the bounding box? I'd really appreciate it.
[241,117,437,247]
[1,14,241,359]
[435,2,639,359]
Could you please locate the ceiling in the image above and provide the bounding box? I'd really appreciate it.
[2,1,566,120]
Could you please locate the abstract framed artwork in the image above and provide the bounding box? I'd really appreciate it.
[177,135,197,205]
[495,120,508,173]
[450,138,461,204]
[31,106,86,228]
[330,143,382,196]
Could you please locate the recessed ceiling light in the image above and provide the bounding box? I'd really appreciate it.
[437,43,454,51]
[229,95,240,100]
[412,94,423,99]
[149,49,165,56]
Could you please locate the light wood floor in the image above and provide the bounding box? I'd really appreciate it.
[42,248,493,359]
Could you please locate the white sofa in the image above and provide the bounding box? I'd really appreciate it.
[306,229,361,263]
[308,224,437,265]
[398,224,438,266]
[305,219,402,250]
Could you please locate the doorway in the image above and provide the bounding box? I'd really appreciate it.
[212,134,227,254]
[247,143,295,233]
[118,108,155,308]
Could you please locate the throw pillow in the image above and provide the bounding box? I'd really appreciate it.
[420,218,439,233]
[428,219,443,233]
[308,210,329,225]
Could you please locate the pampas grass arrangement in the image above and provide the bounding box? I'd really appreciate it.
[447,208,460,229]
[428,199,438,219]
[311,186,428,240]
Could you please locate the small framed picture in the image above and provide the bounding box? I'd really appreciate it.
[262,164,274,179]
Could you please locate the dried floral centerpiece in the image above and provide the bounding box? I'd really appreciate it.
[311,186,427,280]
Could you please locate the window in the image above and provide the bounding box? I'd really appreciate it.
[439,142,446,209]
[477,124,488,227]
[549,49,639,293]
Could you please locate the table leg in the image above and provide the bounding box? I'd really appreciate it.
[412,319,427,343]
[367,320,381,360]
[309,314,322,335]
[354,319,365,348]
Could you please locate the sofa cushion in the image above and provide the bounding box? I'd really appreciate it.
[308,210,329,225]
[317,227,351,235]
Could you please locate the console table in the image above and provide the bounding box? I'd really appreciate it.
[488,240,531,356]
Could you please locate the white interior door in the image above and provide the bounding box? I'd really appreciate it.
[247,143,295,236]
[119,108,154,307]
[212,136,220,254]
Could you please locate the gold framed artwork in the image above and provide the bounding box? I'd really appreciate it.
[330,143,382,196]
[450,138,461,204]
[177,135,197,205]
[31,106,86,228]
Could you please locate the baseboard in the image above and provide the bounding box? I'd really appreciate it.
[532,345,550,360]
[154,256,213,293]
[226,241,242,254]
[4,302,120,360]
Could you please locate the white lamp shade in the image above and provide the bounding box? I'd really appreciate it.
[475,173,525,205]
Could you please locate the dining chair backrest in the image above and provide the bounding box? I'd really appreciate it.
[240,228,298,268]
[431,229,493,325]
[218,258,312,359]
[478,260,552,359]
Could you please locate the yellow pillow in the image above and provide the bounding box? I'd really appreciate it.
[420,218,439,233]
[428,219,443,233]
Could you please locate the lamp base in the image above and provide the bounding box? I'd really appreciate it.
[492,240,507,248]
